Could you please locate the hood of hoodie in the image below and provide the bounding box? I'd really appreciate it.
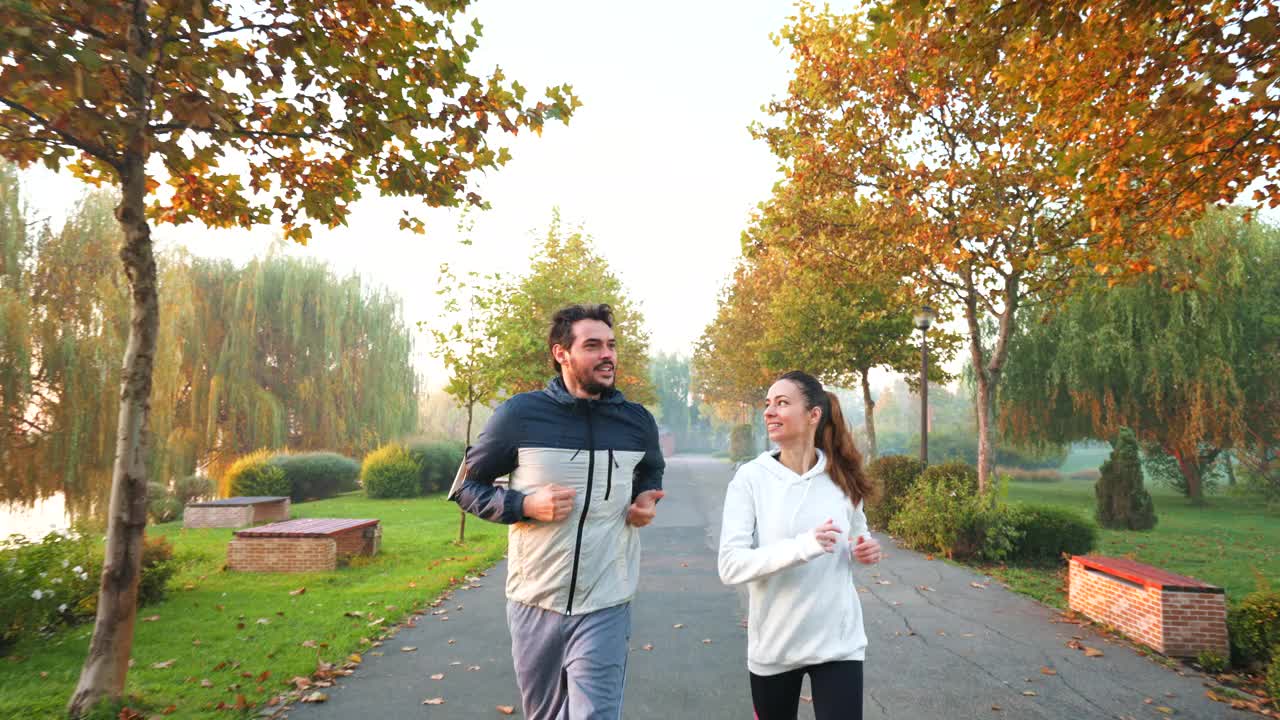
[755,448,827,484]
[542,376,626,408]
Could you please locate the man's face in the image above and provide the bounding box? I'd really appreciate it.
[555,319,617,397]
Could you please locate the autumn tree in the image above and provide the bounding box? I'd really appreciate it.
[892,0,1280,279]
[1000,209,1280,504]
[0,2,576,713]
[486,212,654,403]
[692,258,775,425]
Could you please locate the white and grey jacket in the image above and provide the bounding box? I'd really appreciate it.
[450,377,665,616]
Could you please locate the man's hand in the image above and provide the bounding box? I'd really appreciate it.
[522,484,577,522]
[852,533,881,565]
[626,489,665,527]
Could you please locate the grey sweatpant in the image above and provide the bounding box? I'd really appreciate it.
[506,601,632,720]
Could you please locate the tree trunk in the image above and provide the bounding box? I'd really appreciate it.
[68,7,156,717]
[961,264,1020,496]
[859,368,877,461]
[458,391,473,544]
[1171,448,1205,505]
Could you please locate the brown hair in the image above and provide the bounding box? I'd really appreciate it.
[778,370,878,506]
[548,303,614,373]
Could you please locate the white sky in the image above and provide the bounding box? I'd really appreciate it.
[20,0,800,390]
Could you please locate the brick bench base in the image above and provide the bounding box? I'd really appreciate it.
[1068,556,1228,657]
[227,518,380,573]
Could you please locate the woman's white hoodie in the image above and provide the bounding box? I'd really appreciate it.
[718,449,869,676]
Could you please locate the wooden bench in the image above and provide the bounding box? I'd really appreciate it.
[184,496,291,529]
[227,518,381,573]
[1069,555,1228,657]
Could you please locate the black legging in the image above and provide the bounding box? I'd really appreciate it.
[750,660,863,720]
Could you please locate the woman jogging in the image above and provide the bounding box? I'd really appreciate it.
[718,370,882,720]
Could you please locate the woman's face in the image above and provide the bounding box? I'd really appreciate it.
[763,379,820,446]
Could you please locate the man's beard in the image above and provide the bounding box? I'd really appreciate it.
[571,360,615,396]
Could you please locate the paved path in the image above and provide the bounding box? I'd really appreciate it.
[287,455,1243,719]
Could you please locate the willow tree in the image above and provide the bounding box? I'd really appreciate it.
[0,171,126,516]
[0,2,576,711]
[1000,210,1280,504]
[486,212,654,403]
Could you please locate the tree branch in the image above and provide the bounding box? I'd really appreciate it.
[0,98,120,169]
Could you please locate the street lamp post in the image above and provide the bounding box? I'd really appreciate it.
[913,304,935,464]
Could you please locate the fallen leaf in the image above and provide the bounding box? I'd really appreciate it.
[423,697,445,705]
[467,665,481,671]
[917,585,935,592]
[300,640,318,648]
[367,617,386,627]
[1040,667,1057,676]
[497,705,515,715]
[290,676,311,690]
[408,581,417,588]
[39,671,48,679]
[673,624,685,629]
[641,644,654,651]
[970,582,987,589]
[347,653,362,664]
[1154,708,1173,715]
[991,705,1002,711]
[1083,647,1104,657]
[401,646,418,653]
[143,615,161,622]
[152,659,176,669]
[431,673,444,680]
[256,618,270,625]
[450,661,462,666]
[876,580,892,585]
[290,587,306,596]
[447,639,456,645]
[702,639,713,644]
[161,704,177,715]
[301,691,328,703]
[256,670,270,682]
[1022,690,1037,696]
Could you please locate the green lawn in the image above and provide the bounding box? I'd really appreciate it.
[978,479,1279,609]
[0,492,507,719]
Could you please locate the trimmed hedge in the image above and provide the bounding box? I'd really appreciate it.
[1003,504,1097,563]
[362,444,422,499]
[1229,590,1280,669]
[406,440,465,495]
[227,449,290,497]
[866,455,926,531]
[268,452,361,501]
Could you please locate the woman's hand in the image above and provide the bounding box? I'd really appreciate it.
[813,518,842,553]
[851,533,881,565]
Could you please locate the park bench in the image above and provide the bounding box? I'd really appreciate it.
[1068,555,1228,658]
[183,496,291,529]
[226,518,381,573]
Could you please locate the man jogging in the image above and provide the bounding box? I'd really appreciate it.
[450,303,665,719]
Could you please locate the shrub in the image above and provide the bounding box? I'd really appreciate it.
[890,461,985,558]
[1228,590,1280,669]
[362,444,422,499]
[1003,504,1097,563]
[227,449,290,497]
[138,535,176,606]
[1096,428,1157,530]
[406,439,465,495]
[865,455,926,531]
[1197,649,1228,674]
[729,424,755,462]
[269,452,361,501]
[1268,652,1280,709]
[175,475,215,505]
[0,530,99,650]
[146,481,183,524]
[999,467,1065,483]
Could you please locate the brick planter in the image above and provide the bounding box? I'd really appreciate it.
[184,496,291,529]
[1068,555,1228,657]
[227,518,380,573]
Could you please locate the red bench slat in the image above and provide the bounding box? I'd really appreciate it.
[235,518,379,538]
[1073,555,1222,593]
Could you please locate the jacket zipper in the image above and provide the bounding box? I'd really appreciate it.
[565,402,594,615]
[605,449,614,501]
